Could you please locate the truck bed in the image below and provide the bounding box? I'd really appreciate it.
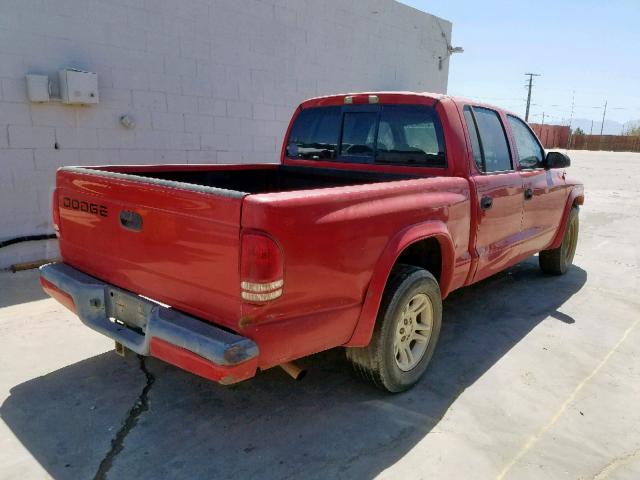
[54,163,422,337]
[103,164,415,194]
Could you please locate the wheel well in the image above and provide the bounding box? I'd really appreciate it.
[394,237,442,282]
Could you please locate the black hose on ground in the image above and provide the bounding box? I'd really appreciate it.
[0,234,57,249]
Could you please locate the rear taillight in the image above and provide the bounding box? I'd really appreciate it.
[52,189,61,237]
[240,232,283,303]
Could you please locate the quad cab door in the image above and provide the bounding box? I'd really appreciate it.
[506,115,569,253]
[463,106,525,282]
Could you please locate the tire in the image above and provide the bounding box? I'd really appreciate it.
[539,207,579,275]
[346,265,442,393]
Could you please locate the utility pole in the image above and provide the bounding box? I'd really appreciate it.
[590,119,594,135]
[541,112,545,125]
[599,100,608,136]
[524,73,541,122]
[568,91,575,130]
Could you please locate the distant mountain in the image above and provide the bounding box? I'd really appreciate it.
[568,118,632,135]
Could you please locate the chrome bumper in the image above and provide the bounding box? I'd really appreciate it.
[39,262,259,368]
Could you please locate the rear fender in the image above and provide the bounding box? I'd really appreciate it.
[345,220,455,347]
[548,186,584,250]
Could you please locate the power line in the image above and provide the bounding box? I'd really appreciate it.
[454,87,638,125]
[524,73,541,122]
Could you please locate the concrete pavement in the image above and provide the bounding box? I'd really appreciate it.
[1,150,639,479]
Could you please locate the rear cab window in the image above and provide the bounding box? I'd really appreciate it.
[286,106,341,160]
[341,110,378,159]
[286,104,446,168]
[376,105,445,166]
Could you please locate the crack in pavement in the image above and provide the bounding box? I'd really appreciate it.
[593,447,640,479]
[93,355,155,480]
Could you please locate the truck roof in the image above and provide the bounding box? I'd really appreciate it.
[300,91,519,118]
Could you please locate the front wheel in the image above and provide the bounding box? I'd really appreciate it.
[346,265,442,393]
[539,207,579,275]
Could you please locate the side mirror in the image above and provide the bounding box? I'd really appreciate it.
[544,151,571,169]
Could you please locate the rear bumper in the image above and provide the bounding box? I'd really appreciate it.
[39,262,259,384]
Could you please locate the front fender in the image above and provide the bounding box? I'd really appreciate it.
[548,185,584,250]
[345,220,455,347]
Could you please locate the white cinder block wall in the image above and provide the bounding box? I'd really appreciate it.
[0,0,451,268]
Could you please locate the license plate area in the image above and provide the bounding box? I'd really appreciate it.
[105,287,153,332]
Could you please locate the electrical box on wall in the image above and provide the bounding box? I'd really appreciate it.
[59,69,99,105]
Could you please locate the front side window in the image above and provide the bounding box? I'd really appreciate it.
[286,106,341,160]
[375,105,445,167]
[507,115,544,168]
[469,107,512,173]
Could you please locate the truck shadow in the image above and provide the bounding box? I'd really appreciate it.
[1,258,587,479]
[0,270,49,308]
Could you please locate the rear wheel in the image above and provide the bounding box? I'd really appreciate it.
[539,207,579,275]
[347,265,442,393]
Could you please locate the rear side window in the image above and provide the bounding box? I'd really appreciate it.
[286,104,446,168]
[463,107,483,171]
[375,105,445,167]
[507,115,544,168]
[466,107,512,173]
[286,106,341,160]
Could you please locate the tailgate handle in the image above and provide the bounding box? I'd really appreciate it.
[119,210,143,232]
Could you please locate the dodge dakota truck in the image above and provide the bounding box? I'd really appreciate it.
[40,92,583,392]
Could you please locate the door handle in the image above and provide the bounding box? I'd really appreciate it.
[524,188,534,200]
[480,196,493,210]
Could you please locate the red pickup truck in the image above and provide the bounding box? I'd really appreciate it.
[40,92,583,392]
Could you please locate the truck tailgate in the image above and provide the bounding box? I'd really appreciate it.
[56,167,244,330]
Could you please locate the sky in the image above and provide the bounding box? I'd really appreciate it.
[402,0,640,133]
